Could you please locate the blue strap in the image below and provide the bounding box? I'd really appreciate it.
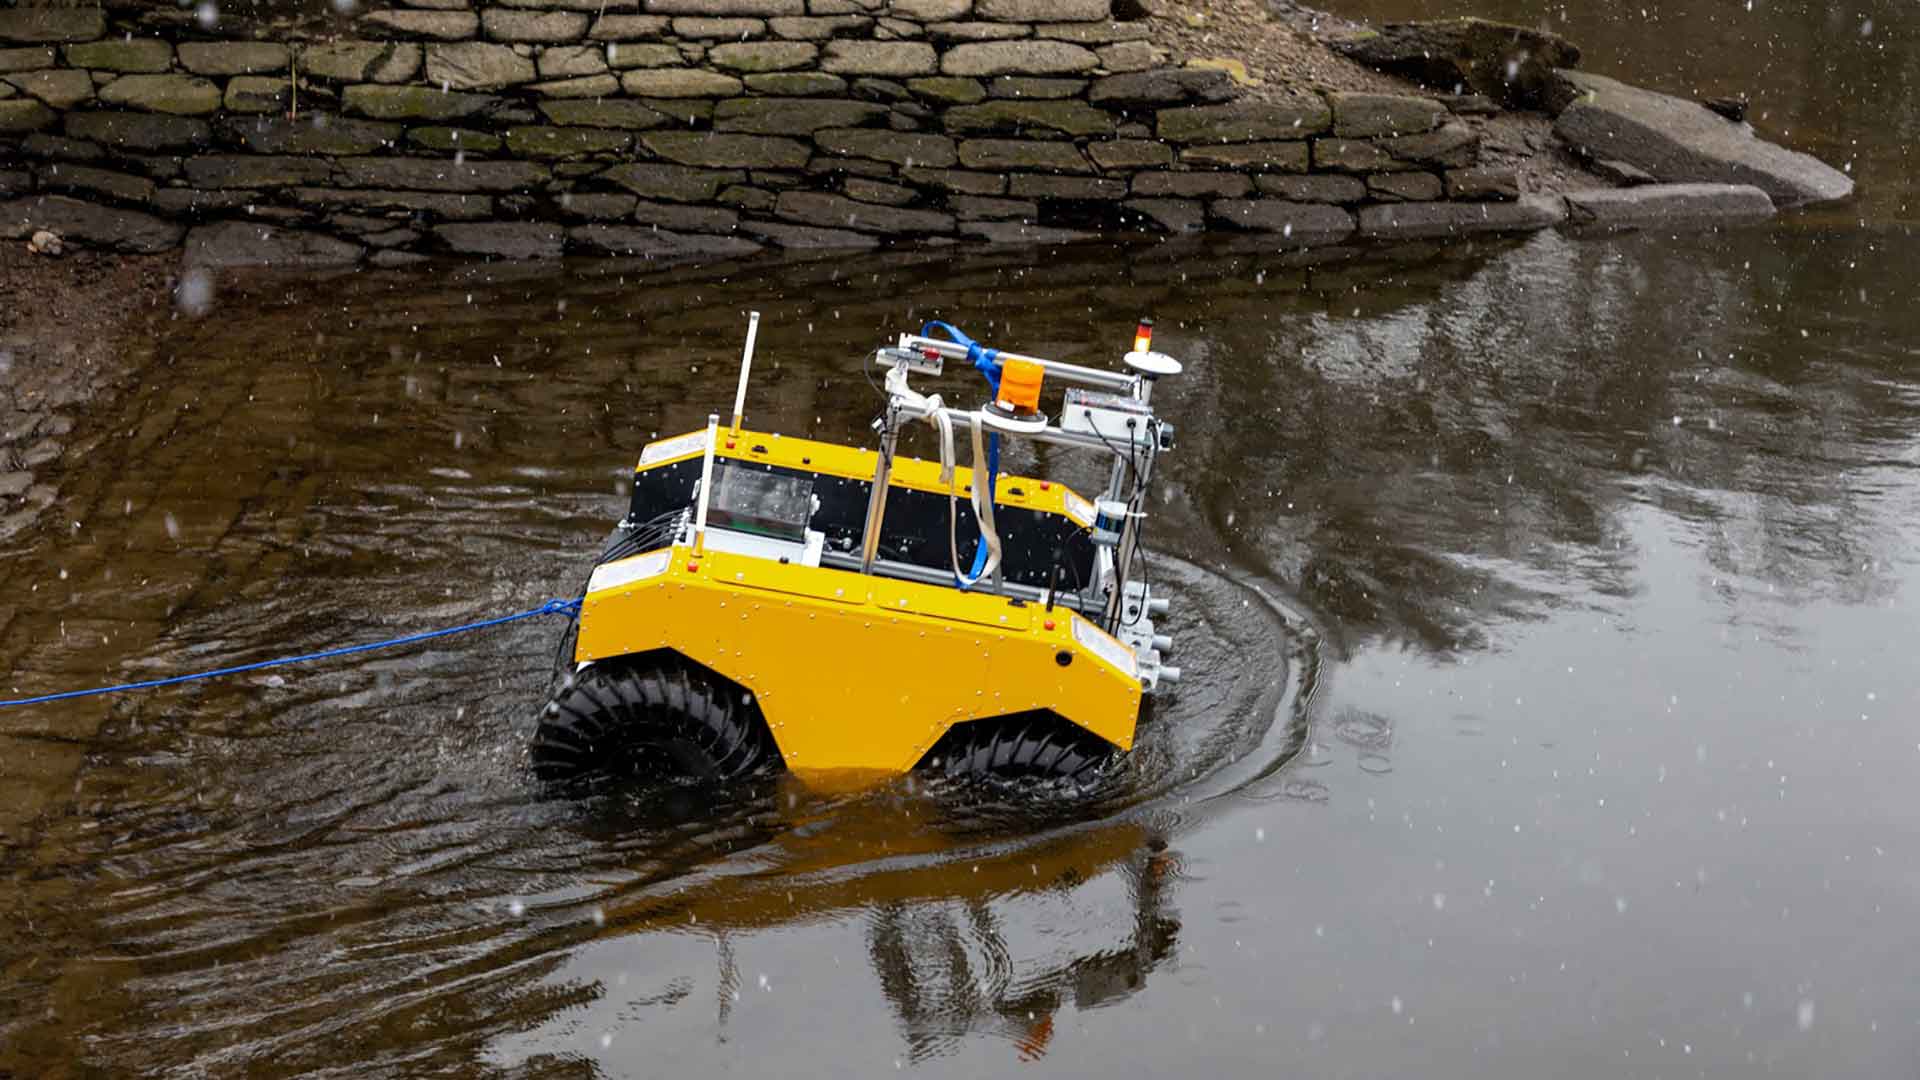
[922,323,1006,588]
[921,320,1001,390]
[964,434,999,586]
[0,598,582,709]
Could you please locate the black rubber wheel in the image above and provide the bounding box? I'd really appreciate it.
[919,712,1116,786]
[531,655,781,785]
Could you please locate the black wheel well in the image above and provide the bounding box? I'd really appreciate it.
[602,647,775,728]
[914,710,1119,773]
[536,648,785,783]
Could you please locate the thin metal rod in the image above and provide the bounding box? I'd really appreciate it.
[1104,438,1156,626]
[693,414,718,556]
[897,334,1137,393]
[858,406,899,574]
[730,310,760,435]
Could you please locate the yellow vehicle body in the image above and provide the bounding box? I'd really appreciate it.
[574,428,1143,780]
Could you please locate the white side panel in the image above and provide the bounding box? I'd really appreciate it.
[638,430,709,467]
[587,549,673,594]
[1071,613,1139,678]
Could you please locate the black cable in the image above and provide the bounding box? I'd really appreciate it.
[862,346,886,401]
[1122,514,1151,627]
[1059,529,1087,594]
[1044,542,1068,611]
[1121,420,1161,628]
[562,506,689,675]
[598,507,687,565]
[1083,420,1147,630]
[548,603,580,681]
[1087,421,1141,488]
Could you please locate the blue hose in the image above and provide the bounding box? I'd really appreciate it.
[0,598,581,709]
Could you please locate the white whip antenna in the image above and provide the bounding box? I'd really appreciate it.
[693,413,719,556]
[730,310,760,435]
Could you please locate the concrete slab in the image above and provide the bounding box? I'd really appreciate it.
[1565,182,1774,230]
[1554,71,1852,209]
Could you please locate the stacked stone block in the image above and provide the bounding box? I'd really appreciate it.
[0,1,1539,264]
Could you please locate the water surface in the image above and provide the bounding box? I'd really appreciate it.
[5,1,1920,1070]
[2,221,1917,1076]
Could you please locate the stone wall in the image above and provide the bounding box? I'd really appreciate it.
[0,0,1557,265]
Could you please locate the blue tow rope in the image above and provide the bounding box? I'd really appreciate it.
[0,597,581,709]
[921,321,1003,586]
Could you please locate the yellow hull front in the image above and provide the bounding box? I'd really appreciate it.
[575,543,1142,779]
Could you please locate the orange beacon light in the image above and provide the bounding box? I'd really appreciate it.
[995,358,1046,417]
[1133,318,1154,356]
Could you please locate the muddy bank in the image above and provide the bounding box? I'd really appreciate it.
[0,246,173,541]
[0,245,169,851]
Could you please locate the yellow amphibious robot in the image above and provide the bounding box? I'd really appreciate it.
[533,317,1183,787]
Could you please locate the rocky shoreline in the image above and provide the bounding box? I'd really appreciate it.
[0,0,1854,268]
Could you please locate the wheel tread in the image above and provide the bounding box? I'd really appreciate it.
[917,711,1115,788]
[532,655,780,785]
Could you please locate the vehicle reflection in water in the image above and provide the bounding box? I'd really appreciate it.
[865,831,1178,1064]
[528,786,1182,1066]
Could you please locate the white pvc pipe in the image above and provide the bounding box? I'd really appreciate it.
[730,310,760,434]
[693,413,719,555]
